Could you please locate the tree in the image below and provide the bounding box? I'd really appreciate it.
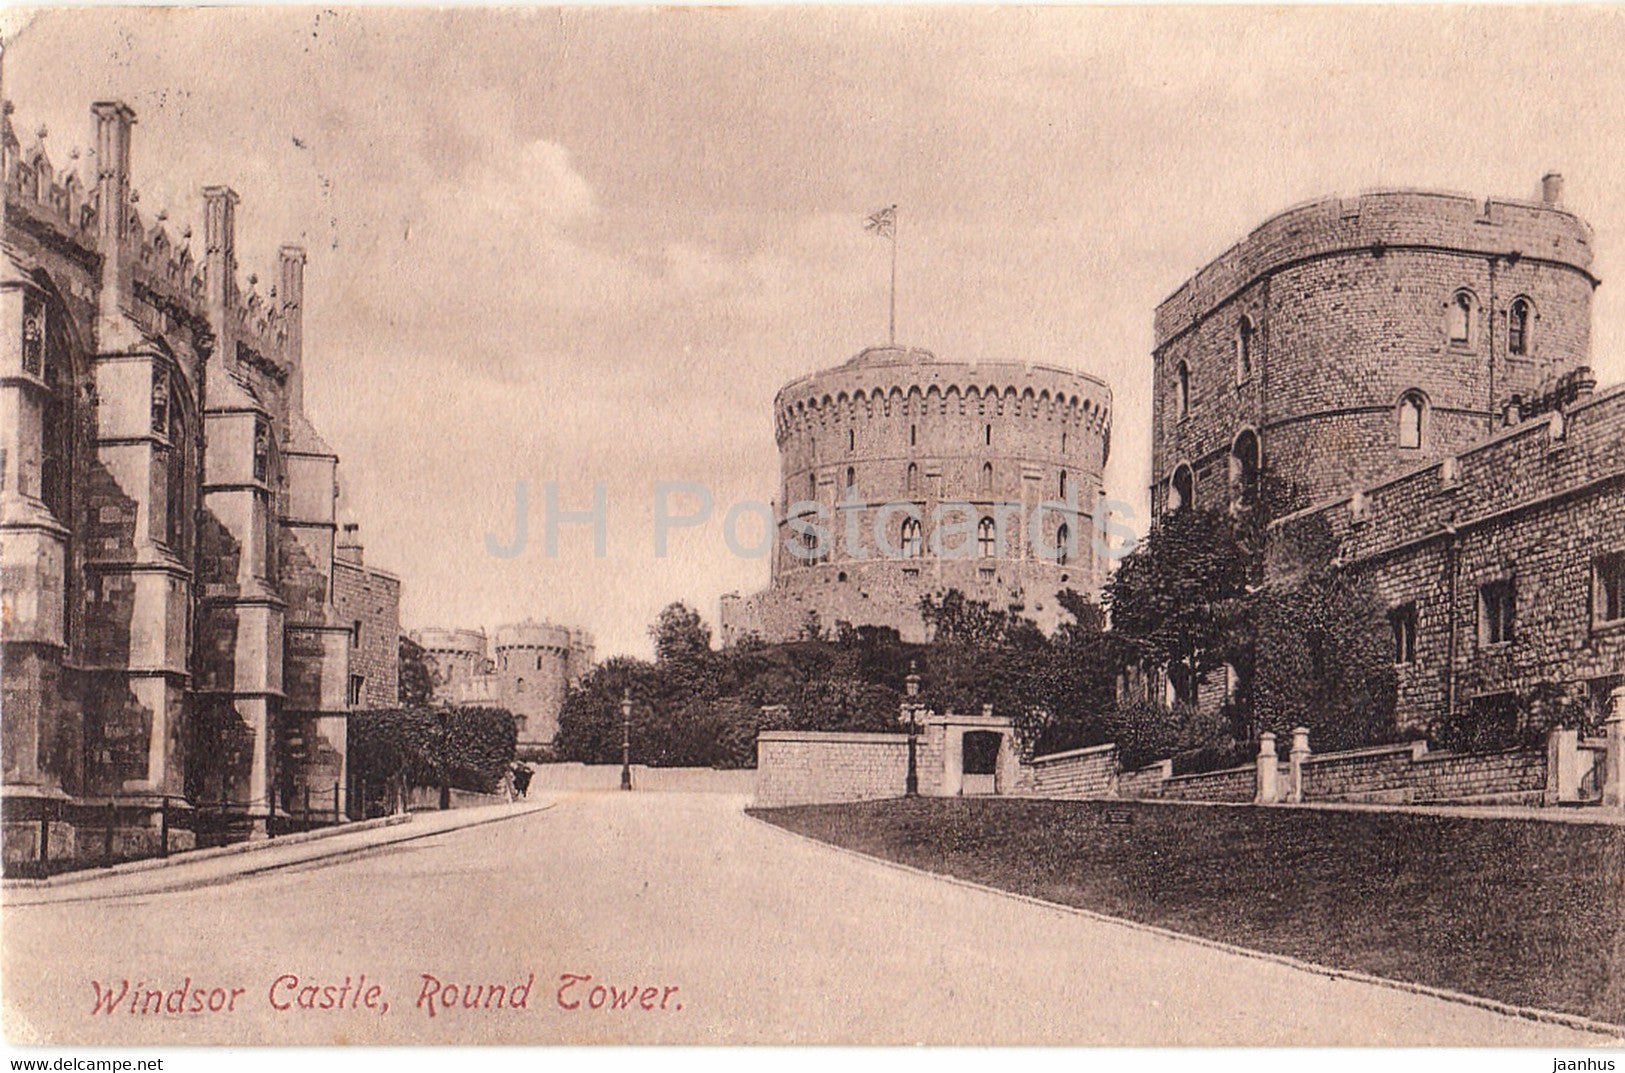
[349,705,519,810]
[1104,506,1254,701]
[1248,516,1398,751]
[651,602,712,666]
[398,635,435,707]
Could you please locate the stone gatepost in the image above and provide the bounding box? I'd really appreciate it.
[1288,727,1311,804]
[1545,727,1581,806]
[1255,732,1278,804]
[1603,688,1625,810]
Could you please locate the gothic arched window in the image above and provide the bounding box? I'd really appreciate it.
[1175,361,1191,419]
[1448,290,1475,344]
[1056,522,1071,567]
[901,517,923,559]
[1170,465,1195,513]
[1509,297,1531,356]
[1398,391,1427,450]
[977,516,997,559]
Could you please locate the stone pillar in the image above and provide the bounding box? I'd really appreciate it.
[1255,732,1278,804]
[1288,727,1310,804]
[941,725,963,798]
[1545,727,1581,806]
[1603,688,1625,810]
[279,245,306,413]
[91,101,135,335]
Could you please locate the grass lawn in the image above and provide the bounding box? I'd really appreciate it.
[751,797,1625,1026]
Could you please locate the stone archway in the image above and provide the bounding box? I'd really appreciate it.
[925,712,1020,797]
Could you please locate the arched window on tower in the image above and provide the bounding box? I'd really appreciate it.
[1175,361,1191,420]
[901,517,923,559]
[845,466,855,489]
[1509,297,1531,356]
[1398,391,1428,450]
[1236,316,1254,383]
[977,516,998,559]
[807,472,817,500]
[906,462,918,493]
[1170,464,1194,513]
[1230,429,1260,510]
[1056,522,1071,567]
[981,461,993,492]
[1059,470,1069,500]
[1448,290,1475,344]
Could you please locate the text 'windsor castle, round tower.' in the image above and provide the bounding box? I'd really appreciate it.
[721,344,1113,644]
[1151,177,1596,520]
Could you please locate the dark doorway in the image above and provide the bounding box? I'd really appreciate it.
[962,731,1002,795]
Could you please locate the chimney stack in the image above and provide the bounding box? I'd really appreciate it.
[1541,172,1564,207]
[337,522,363,566]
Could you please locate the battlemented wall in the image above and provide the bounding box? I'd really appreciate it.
[724,345,1113,643]
[1268,383,1625,735]
[1,95,402,863]
[1151,186,1597,519]
[410,620,595,749]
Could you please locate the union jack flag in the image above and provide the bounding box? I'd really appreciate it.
[864,205,897,238]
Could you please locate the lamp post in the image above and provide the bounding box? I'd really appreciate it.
[620,690,633,792]
[901,662,922,797]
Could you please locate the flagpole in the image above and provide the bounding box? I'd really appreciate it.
[888,205,898,346]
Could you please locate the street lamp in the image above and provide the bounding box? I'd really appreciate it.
[620,689,633,792]
[901,661,922,797]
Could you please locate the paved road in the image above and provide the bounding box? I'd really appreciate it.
[2,793,1614,1045]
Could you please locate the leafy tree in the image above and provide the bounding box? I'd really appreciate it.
[1104,506,1254,698]
[398,634,435,707]
[651,602,712,666]
[349,705,518,809]
[1248,514,1398,751]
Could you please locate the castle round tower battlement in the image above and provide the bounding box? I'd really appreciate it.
[1151,180,1599,519]
[723,344,1113,645]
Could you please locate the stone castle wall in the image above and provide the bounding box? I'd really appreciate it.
[333,559,401,709]
[1151,188,1596,518]
[724,346,1113,644]
[1269,384,1625,733]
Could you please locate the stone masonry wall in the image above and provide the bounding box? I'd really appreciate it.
[1026,743,1119,798]
[1271,385,1625,733]
[1299,741,1546,804]
[1153,764,1257,802]
[1151,189,1595,518]
[754,731,910,807]
[332,561,400,708]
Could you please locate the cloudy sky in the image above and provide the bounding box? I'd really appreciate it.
[6,7,1625,658]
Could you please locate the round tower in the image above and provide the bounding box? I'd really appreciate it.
[492,620,593,748]
[1151,184,1596,520]
[408,627,489,699]
[722,344,1113,643]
